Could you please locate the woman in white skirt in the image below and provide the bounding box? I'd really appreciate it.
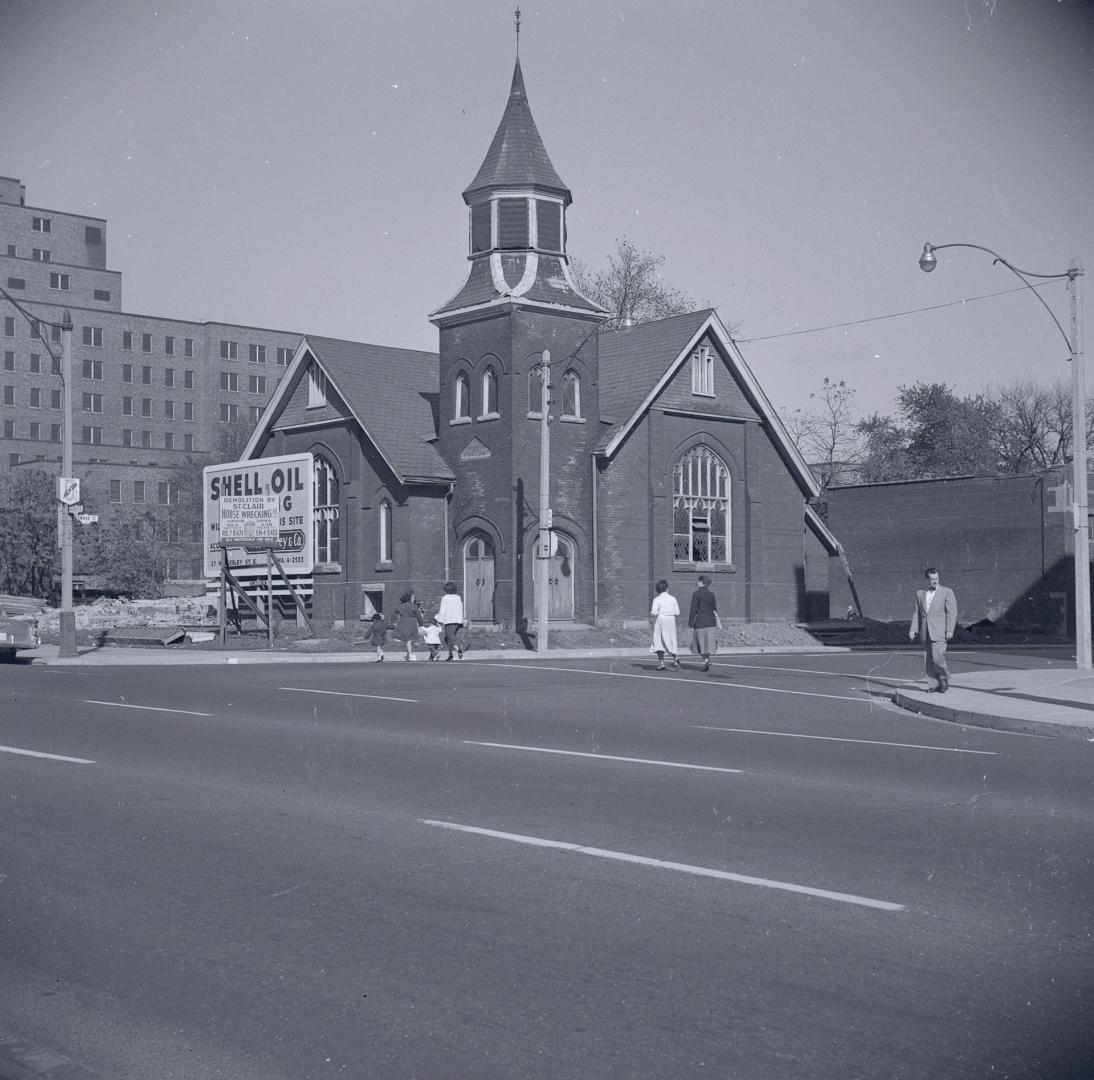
[649,579,681,670]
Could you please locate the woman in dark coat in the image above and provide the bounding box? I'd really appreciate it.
[687,574,719,672]
[392,590,424,661]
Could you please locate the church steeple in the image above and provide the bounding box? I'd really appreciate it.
[430,57,605,325]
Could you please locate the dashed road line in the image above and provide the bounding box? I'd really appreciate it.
[279,686,419,704]
[465,741,743,773]
[419,819,906,912]
[0,744,94,764]
[693,726,998,755]
[82,699,212,717]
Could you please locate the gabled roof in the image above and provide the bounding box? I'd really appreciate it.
[463,59,570,204]
[244,335,454,485]
[596,309,821,499]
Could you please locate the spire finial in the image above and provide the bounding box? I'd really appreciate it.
[514,7,521,57]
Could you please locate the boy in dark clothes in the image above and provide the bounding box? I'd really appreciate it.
[365,612,390,662]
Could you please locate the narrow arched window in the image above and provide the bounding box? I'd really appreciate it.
[481,367,498,417]
[528,367,544,416]
[313,455,340,564]
[454,372,470,420]
[673,446,730,564]
[379,498,392,563]
[561,370,581,418]
[691,345,714,396]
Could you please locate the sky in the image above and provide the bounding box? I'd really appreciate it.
[3,0,1093,422]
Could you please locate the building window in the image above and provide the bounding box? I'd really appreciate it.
[142,366,151,385]
[48,273,70,291]
[379,498,392,563]
[277,346,292,366]
[673,446,731,564]
[85,226,102,244]
[82,359,103,380]
[122,331,133,351]
[4,318,13,337]
[122,429,133,447]
[29,320,40,339]
[249,344,266,364]
[82,326,103,348]
[164,432,174,450]
[29,353,40,374]
[184,370,194,389]
[134,480,145,503]
[122,396,133,416]
[691,345,714,397]
[220,371,238,392]
[313,455,340,564]
[29,388,41,409]
[82,425,102,445]
[480,368,498,417]
[249,405,261,423]
[219,403,238,423]
[497,197,529,249]
[184,338,194,357]
[528,368,544,416]
[164,400,174,419]
[220,340,237,360]
[164,336,174,356]
[307,367,326,408]
[81,392,102,413]
[184,402,194,421]
[6,278,25,290]
[184,434,194,451]
[2,386,13,406]
[50,423,60,442]
[142,333,152,353]
[29,421,40,440]
[248,374,266,394]
[31,248,50,262]
[2,419,12,437]
[50,389,61,409]
[110,480,121,503]
[141,430,152,448]
[122,364,133,383]
[93,290,110,301]
[32,217,51,233]
[454,372,470,420]
[561,370,581,418]
[141,398,152,417]
[164,367,174,387]
[2,352,12,372]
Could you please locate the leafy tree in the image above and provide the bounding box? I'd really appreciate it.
[896,381,1001,478]
[571,237,696,327]
[855,412,913,483]
[0,469,58,598]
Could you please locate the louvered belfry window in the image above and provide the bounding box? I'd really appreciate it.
[497,198,529,249]
[471,202,491,253]
[673,446,730,564]
[536,200,562,251]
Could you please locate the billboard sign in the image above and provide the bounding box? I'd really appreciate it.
[203,453,314,575]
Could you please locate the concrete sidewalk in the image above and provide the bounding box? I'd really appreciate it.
[894,668,1094,741]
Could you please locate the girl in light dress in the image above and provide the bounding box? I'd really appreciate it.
[649,579,681,670]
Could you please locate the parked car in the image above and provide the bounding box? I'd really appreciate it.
[0,614,41,661]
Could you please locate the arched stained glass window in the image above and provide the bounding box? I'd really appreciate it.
[314,455,340,564]
[561,370,581,418]
[481,367,498,416]
[672,446,730,564]
[454,372,470,420]
[379,499,392,563]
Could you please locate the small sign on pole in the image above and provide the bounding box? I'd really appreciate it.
[58,477,80,506]
[74,513,98,525]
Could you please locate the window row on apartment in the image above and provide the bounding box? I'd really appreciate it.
[107,479,189,509]
[1,385,208,417]
[217,341,293,365]
[19,217,103,243]
[0,418,199,451]
[4,274,111,302]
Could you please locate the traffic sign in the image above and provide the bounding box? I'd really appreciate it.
[75,513,98,525]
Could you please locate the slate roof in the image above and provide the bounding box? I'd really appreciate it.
[304,335,454,483]
[463,59,570,204]
[597,309,714,438]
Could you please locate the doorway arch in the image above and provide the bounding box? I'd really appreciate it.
[463,533,496,623]
[533,533,575,621]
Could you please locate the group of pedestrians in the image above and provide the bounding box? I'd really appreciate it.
[365,582,467,662]
[649,574,720,672]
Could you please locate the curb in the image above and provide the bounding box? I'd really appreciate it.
[892,689,1094,740]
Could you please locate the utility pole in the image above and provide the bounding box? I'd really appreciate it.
[537,349,551,654]
[1069,261,1089,669]
[58,310,77,658]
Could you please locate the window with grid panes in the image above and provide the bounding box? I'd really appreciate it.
[672,446,731,564]
[314,455,340,564]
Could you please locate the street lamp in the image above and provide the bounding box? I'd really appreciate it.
[918,242,1088,668]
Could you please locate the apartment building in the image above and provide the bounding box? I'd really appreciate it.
[0,175,302,585]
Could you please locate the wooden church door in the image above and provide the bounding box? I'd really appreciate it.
[534,534,574,620]
[464,535,495,623]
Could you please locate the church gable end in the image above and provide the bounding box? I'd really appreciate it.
[273,358,353,431]
[655,334,761,421]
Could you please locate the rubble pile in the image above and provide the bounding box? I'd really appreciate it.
[36,596,215,633]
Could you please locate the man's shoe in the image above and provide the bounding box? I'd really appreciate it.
[457,647,463,660]
[701,660,711,672]
[445,654,453,661]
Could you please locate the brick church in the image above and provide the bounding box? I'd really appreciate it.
[243,58,836,628]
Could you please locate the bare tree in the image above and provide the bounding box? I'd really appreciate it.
[781,378,863,491]
[571,237,696,327]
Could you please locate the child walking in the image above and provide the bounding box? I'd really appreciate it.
[366,612,390,662]
[421,618,443,661]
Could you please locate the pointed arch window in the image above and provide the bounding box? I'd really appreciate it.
[481,367,499,418]
[528,367,544,417]
[454,372,470,421]
[673,446,730,564]
[313,454,340,564]
[560,370,581,419]
[378,498,392,564]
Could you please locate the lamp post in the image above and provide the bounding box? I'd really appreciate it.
[58,309,78,658]
[918,242,1088,669]
[534,349,552,654]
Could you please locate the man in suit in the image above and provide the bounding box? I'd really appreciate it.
[909,566,958,693]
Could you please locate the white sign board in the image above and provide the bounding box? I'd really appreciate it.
[218,495,281,544]
[58,477,80,506]
[203,453,314,576]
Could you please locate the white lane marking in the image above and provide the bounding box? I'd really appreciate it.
[465,741,743,774]
[82,699,212,717]
[693,726,998,755]
[0,744,94,764]
[470,662,867,702]
[419,819,906,912]
[279,687,419,704]
[712,661,919,686]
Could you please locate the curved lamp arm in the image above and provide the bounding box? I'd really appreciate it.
[919,241,1075,357]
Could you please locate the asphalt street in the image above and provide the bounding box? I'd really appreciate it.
[1,648,1091,1079]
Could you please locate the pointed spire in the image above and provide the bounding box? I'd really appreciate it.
[462,59,570,205]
